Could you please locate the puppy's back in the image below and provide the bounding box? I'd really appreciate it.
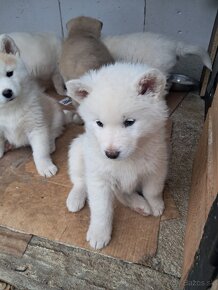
[59,16,114,81]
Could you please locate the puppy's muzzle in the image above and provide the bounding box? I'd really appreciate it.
[105,150,120,159]
[2,89,13,99]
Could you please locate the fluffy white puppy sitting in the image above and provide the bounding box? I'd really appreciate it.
[0,35,72,177]
[66,62,168,249]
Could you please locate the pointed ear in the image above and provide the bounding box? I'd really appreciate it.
[137,69,166,98]
[0,35,20,56]
[66,79,91,103]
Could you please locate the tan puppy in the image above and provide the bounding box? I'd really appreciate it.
[59,16,114,81]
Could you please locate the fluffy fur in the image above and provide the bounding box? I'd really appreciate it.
[0,35,73,177]
[66,62,169,249]
[59,16,114,82]
[0,32,65,95]
[102,32,212,73]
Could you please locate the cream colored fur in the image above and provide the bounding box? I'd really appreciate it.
[102,32,212,73]
[0,32,65,95]
[0,35,73,177]
[59,16,114,82]
[66,62,168,249]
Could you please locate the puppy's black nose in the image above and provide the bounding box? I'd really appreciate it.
[2,89,13,99]
[105,150,120,159]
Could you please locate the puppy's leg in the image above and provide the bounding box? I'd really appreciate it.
[142,160,168,216]
[86,178,114,249]
[52,69,66,96]
[28,129,58,177]
[0,135,5,158]
[115,191,152,216]
[67,138,86,212]
[49,138,56,154]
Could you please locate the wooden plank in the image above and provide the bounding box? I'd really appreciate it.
[0,227,31,257]
[181,110,209,285]
[181,85,218,286]
[0,232,179,290]
[184,195,218,290]
[200,12,218,97]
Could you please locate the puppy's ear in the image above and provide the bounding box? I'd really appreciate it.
[66,80,91,103]
[66,19,74,32]
[137,69,166,98]
[0,35,20,56]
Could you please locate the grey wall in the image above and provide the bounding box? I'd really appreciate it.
[0,0,217,79]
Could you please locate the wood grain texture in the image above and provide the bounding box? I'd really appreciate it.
[0,231,179,290]
[0,227,31,257]
[181,85,218,285]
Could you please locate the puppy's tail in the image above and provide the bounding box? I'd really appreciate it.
[176,42,212,70]
[63,110,84,125]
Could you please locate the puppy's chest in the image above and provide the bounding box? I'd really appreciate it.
[109,162,144,193]
[0,115,28,146]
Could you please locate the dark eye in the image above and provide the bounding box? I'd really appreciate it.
[96,120,104,127]
[6,71,13,77]
[123,119,135,127]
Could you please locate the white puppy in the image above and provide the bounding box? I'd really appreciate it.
[66,62,168,249]
[102,32,212,73]
[0,35,72,177]
[0,32,65,95]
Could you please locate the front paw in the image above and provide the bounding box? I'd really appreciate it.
[66,188,86,212]
[86,225,112,250]
[151,199,165,217]
[35,159,58,177]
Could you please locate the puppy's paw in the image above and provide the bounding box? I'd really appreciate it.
[151,200,165,217]
[66,188,86,212]
[130,193,152,216]
[86,226,111,250]
[36,159,58,178]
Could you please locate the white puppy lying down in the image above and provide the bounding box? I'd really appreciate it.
[0,35,73,177]
[102,32,212,73]
[66,62,168,249]
[0,32,65,95]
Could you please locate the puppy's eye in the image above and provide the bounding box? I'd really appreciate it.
[6,71,13,77]
[96,120,104,127]
[123,119,135,127]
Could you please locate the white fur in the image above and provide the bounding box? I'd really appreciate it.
[0,36,73,177]
[0,32,65,95]
[66,62,169,249]
[102,32,212,73]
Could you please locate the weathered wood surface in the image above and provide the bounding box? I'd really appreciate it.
[0,227,31,258]
[0,227,179,290]
[181,85,218,285]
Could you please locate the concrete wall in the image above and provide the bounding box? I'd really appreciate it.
[0,0,217,79]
